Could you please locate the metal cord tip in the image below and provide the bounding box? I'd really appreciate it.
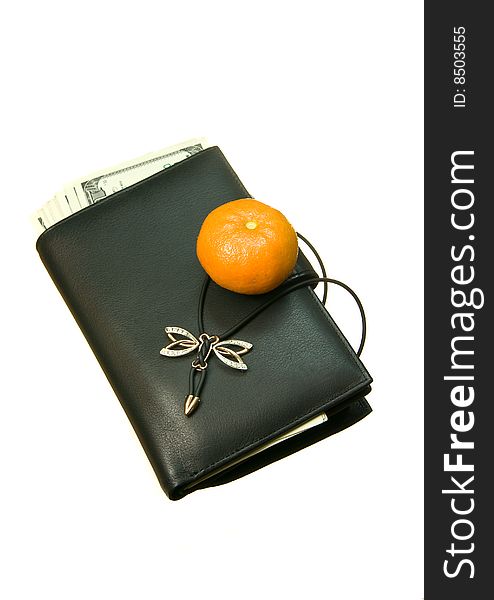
[184,394,200,416]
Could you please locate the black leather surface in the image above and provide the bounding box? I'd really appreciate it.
[36,147,373,500]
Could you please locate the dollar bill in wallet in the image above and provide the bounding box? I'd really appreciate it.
[31,138,210,235]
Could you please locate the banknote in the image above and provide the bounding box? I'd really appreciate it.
[30,204,51,233]
[31,138,209,235]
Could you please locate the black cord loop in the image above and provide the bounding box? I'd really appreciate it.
[188,233,367,405]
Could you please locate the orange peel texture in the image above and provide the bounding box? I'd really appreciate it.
[196,198,299,295]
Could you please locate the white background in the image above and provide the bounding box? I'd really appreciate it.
[1,1,423,598]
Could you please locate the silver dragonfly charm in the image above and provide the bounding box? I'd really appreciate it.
[160,327,253,416]
[160,327,253,370]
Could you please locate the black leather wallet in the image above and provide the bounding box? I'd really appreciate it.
[36,146,373,500]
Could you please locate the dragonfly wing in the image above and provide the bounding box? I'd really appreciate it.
[217,339,253,355]
[214,346,247,370]
[214,340,252,370]
[161,327,199,356]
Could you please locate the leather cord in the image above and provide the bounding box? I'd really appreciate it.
[198,233,366,355]
[189,233,367,402]
[296,231,328,305]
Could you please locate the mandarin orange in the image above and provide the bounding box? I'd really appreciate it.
[196,198,298,294]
